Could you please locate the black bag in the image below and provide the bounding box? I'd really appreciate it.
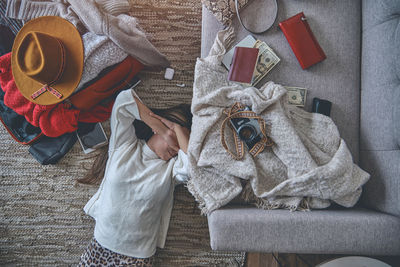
[29,132,77,165]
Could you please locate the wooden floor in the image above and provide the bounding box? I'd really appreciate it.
[245,253,400,267]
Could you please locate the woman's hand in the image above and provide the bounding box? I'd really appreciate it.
[132,92,179,151]
[152,124,179,152]
[149,113,190,153]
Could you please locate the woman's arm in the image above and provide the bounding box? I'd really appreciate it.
[109,90,140,150]
[172,125,190,153]
[148,112,190,153]
[132,91,179,151]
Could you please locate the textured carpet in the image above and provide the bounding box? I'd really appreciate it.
[127,0,201,108]
[0,0,246,266]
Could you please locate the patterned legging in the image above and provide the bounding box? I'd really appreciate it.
[79,238,154,267]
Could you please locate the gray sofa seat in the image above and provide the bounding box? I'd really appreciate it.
[208,206,400,255]
[360,0,400,217]
[201,0,400,255]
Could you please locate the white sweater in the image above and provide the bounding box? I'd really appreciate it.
[84,89,189,258]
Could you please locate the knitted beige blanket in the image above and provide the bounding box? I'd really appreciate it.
[187,27,370,214]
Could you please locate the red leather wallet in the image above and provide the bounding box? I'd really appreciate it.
[228,47,259,84]
[279,12,326,69]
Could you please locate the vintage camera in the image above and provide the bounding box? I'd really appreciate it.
[230,106,263,150]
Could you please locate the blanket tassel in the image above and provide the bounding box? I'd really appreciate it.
[240,181,311,212]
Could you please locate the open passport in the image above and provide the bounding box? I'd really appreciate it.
[223,35,280,86]
[227,47,259,84]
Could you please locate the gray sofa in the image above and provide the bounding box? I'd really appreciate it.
[201,0,400,255]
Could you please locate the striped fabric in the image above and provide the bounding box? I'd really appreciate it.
[0,1,22,35]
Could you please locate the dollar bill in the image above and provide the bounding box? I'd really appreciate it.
[285,87,307,107]
[252,40,280,86]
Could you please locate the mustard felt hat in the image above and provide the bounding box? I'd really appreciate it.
[11,16,84,105]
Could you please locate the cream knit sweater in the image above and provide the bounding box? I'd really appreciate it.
[187,27,370,214]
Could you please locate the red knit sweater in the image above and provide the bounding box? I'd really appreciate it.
[0,53,112,137]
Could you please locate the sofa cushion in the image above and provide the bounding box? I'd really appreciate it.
[361,0,400,151]
[394,85,400,147]
[360,0,400,216]
[202,0,362,162]
[360,150,400,217]
[394,23,400,147]
[208,206,400,255]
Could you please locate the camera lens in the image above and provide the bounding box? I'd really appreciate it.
[238,125,256,141]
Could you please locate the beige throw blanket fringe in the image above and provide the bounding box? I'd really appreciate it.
[187,27,370,215]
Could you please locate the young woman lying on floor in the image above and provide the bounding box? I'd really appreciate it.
[77,88,192,266]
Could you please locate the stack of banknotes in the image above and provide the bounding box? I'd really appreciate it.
[222,35,308,107]
[251,40,280,86]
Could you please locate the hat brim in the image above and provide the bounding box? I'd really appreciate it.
[11,16,84,106]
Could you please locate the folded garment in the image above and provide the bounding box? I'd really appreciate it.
[78,100,114,123]
[0,52,113,137]
[29,132,77,165]
[0,1,22,35]
[70,56,143,110]
[76,32,128,92]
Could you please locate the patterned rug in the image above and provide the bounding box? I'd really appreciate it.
[0,0,246,266]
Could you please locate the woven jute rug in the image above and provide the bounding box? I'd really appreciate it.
[0,0,246,266]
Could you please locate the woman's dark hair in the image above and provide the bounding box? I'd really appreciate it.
[134,104,192,142]
[77,104,192,185]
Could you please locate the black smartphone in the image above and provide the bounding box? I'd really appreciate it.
[76,122,108,154]
[312,97,332,117]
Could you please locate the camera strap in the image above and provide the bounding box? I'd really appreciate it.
[220,102,274,160]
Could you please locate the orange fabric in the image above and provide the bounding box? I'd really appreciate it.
[70,56,143,111]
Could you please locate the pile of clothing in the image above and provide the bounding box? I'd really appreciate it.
[0,0,169,164]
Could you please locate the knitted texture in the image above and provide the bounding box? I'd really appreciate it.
[95,0,130,16]
[5,0,130,19]
[5,0,84,31]
[187,27,370,214]
[77,33,128,92]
